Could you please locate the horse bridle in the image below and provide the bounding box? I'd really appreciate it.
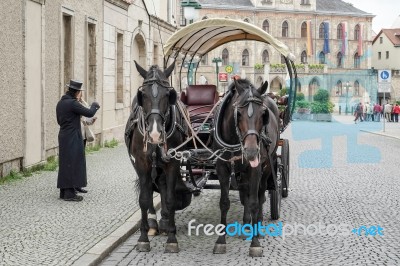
[233,88,267,147]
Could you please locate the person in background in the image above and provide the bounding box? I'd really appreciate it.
[384,102,392,122]
[393,103,400,122]
[373,103,381,122]
[56,80,100,201]
[354,102,363,123]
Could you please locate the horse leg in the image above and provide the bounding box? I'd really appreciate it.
[136,171,152,252]
[213,164,230,254]
[157,173,169,235]
[164,161,179,253]
[248,168,263,257]
[148,191,159,236]
[239,181,251,226]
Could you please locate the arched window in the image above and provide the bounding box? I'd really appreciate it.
[281,55,286,64]
[301,50,307,64]
[244,18,250,23]
[319,51,325,64]
[354,52,360,68]
[319,23,325,39]
[301,22,307,38]
[337,52,343,68]
[200,53,208,65]
[354,24,360,40]
[337,23,343,39]
[282,21,289,37]
[336,80,343,96]
[354,80,360,96]
[262,50,269,64]
[222,48,229,65]
[242,49,249,66]
[262,20,270,33]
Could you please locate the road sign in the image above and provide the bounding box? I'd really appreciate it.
[225,65,233,73]
[378,83,391,93]
[218,72,228,82]
[378,70,391,83]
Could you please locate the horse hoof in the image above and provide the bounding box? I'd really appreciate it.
[213,243,227,254]
[136,242,151,252]
[164,243,179,253]
[249,247,263,257]
[148,228,158,236]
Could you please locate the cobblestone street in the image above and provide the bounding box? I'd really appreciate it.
[101,117,400,266]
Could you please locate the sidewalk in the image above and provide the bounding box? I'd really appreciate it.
[0,145,154,266]
[332,114,400,140]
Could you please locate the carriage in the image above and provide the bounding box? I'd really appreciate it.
[125,18,297,256]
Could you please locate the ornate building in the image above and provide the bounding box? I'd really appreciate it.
[183,0,376,112]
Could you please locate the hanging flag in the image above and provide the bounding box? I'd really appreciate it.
[306,20,313,56]
[323,22,330,54]
[358,24,363,56]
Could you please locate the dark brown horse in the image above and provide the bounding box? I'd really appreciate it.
[213,79,280,257]
[125,61,190,253]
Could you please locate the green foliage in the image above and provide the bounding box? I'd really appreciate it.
[296,92,305,101]
[254,63,264,70]
[104,138,119,148]
[85,143,101,154]
[308,64,324,69]
[296,100,310,109]
[43,156,58,171]
[294,64,305,69]
[313,89,330,103]
[0,171,23,184]
[279,88,288,96]
[270,63,286,69]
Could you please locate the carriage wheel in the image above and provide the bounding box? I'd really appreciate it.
[270,157,282,220]
[281,139,290,198]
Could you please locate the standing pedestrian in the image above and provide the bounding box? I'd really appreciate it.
[384,102,392,122]
[56,80,100,201]
[373,103,381,122]
[354,102,363,123]
[393,103,400,122]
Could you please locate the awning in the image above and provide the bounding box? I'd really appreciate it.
[163,18,295,61]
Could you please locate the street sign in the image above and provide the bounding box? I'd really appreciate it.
[378,83,391,93]
[378,70,391,83]
[225,65,233,73]
[218,72,228,82]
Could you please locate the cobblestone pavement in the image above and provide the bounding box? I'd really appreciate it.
[100,117,400,266]
[0,145,139,266]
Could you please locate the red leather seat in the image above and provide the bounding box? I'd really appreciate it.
[180,85,218,128]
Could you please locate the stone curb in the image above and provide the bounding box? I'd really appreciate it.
[71,195,161,266]
[360,130,400,140]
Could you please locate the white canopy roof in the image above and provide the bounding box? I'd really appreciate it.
[163,18,296,61]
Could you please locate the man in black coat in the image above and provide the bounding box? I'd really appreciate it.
[56,80,100,201]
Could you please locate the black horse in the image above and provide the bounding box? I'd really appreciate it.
[213,79,280,257]
[125,61,191,253]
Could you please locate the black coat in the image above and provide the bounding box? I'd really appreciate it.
[56,94,99,188]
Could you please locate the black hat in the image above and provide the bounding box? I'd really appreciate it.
[66,80,84,91]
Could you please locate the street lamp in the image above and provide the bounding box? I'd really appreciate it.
[181,0,202,22]
[345,81,351,115]
[212,57,222,91]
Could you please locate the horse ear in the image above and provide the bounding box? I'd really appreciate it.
[234,79,245,94]
[164,60,176,78]
[263,109,269,125]
[168,89,177,105]
[134,60,147,79]
[137,90,143,106]
[258,81,268,95]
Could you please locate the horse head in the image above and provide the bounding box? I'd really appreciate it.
[232,79,269,168]
[134,61,177,144]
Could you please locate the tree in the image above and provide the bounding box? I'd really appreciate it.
[311,89,334,114]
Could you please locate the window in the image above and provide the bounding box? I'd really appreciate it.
[380,37,383,44]
[86,22,96,103]
[301,22,307,38]
[319,51,325,64]
[319,23,324,39]
[200,53,208,65]
[354,81,360,96]
[378,52,381,60]
[222,48,229,65]
[63,14,73,91]
[180,6,186,26]
[242,49,249,66]
[262,50,269,64]
[301,51,307,64]
[354,24,360,41]
[262,20,270,33]
[282,21,289,37]
[281,55,286,64]
[354,53,360,68]
[336,80,343,96]
[386,51,389,59]
[337,23,343,39]
[337,52,343,68]
[301,0,310,4]
[116,32,124,104]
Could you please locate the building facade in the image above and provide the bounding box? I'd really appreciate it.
[184,0,376,113]
[0,0,178,177]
